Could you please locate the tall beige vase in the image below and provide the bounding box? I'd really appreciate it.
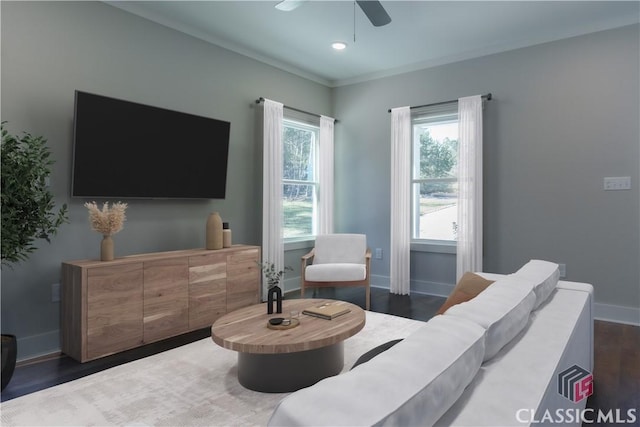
[101,235,114,261]
[206,212,223,250]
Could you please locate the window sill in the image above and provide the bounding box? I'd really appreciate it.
[411,241,457,254]
[284,237,315,251]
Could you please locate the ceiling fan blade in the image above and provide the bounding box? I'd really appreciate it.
[275,0,307,12]
[356,0,391,27]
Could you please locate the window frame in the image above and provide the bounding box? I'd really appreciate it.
[410,107,459,247]
[281,117,320,242]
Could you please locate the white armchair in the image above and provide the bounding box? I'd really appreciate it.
[301,234,371,310]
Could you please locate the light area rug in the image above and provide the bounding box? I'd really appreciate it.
[0,311,425,427]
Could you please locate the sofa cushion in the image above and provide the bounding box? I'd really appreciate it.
[312,234,366,264]
[305,263,366,282]
[511,259,560,309]
[268,315,486,427]
[475,272,508,281]
[436,272,495,315]
[444,277,536,361]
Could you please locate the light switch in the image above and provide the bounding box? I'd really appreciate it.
[603,177,631,191]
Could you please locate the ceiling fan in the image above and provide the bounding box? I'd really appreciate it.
[275,0,392,27]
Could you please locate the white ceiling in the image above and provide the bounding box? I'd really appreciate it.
[107,1,639,87]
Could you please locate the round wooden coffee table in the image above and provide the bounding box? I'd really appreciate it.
[211,298,365,392]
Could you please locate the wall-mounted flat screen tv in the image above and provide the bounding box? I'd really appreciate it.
[72,90,230,199]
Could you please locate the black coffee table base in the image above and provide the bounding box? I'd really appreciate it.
[237,342,344,393]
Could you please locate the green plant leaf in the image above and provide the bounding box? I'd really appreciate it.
[1,122,69,266]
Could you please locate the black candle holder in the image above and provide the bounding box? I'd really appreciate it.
[267,285,283,314]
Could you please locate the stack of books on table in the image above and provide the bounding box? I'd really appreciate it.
[302,302,351,320]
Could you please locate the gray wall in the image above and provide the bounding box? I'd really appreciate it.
[0,1,331,360]
[2,1,638,361]
[333,25,639,318]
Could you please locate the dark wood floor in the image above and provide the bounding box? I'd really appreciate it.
[2,287,638,427]
[587,320,640,426]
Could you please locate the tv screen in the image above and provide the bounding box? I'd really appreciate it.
[72,91,230,199]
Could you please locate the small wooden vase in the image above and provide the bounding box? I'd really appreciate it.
[101,235,114,261]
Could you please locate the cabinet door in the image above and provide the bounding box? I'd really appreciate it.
[143,257,189,343]
[226,248,260,312]
[188,253,227,329]
[87,263,143,360]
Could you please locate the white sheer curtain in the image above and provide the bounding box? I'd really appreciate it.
[318,115,335,235]
[456,95,483,281]
[390,106,411,295]
[262,99,284,299]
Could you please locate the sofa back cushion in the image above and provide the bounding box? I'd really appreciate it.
[268,315,486,427]
[444,277,536,361]
[511,259,560,309]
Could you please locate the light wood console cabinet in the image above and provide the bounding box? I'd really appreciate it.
[61,245,260,362]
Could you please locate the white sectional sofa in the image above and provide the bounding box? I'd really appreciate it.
[268,260,594,426]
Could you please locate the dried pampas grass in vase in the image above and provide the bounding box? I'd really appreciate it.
[84,201,128,261]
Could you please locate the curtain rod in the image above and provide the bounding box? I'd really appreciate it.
[387,93,492,113]
[255,97,339,123]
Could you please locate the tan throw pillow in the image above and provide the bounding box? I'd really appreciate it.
[436,272,495,315]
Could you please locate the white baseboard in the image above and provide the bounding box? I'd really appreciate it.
[283,276,301,294]
[373,274,639,326]
[372,274,452,297]
[410,279,454,298]
[16,330,60,363]
[594,302,640,326]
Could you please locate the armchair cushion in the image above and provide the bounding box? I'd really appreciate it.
[312,234,366,265]
[305,263,367,282]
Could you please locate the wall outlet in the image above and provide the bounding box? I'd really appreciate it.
[558,264,566,278]
[51,283,60,302]
[374,248,383,259]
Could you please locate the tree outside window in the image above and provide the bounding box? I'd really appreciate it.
[282,120,318,239]
[412,116,458,241]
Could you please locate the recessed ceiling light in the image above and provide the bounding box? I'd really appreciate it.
[332,42,347,51]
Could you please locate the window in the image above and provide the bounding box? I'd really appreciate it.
[411,107,459,241]
[282,119,319,239]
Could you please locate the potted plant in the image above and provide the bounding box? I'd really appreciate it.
[258,262,292,314]
[1,122,68,390]
[84,201,127,261]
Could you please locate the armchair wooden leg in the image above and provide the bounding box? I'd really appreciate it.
[365,286,371,311]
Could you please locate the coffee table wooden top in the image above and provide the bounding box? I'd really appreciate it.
[211,299,365,354]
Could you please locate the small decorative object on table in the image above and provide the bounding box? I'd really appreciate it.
[267,317,300,330]
[84,201,127,261]
[259,262,293,314]
[222,222,232,248]
[206,212,223,250]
